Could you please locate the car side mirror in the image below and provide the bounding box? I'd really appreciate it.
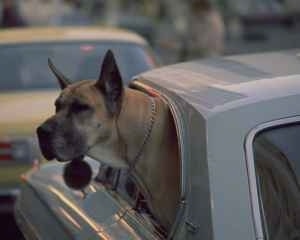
[63,160,92,190]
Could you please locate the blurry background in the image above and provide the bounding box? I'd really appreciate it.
[1,0,300,64]
[1,0,300,239]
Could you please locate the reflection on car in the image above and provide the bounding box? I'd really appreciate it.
[15,50,300,239]
[0,26,156,213]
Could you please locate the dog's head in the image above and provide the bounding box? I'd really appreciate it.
[37,50,124,162]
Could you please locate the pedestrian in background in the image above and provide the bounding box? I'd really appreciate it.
[1,0,26,28]
[180,0,224,60]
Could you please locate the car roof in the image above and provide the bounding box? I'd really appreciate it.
[0,27,147,45]
[140,49,300,116]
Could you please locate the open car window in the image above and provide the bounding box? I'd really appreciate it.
[92,89,181,239]
[253,123,300,239]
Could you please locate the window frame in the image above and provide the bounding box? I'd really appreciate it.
[245,116,300,240]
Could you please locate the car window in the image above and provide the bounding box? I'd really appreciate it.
[0,42,154,91]
[253,124,300,239]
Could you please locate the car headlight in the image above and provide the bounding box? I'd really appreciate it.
[0,136,41,164]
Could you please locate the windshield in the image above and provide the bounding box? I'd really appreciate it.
[0,42,154,91]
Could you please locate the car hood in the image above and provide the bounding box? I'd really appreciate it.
[15,158,145,239]
[0,90,59,135]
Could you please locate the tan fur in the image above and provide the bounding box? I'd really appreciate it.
[87,87,180,230]
[40,55,180,231]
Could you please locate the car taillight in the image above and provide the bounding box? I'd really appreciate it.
[0,137,40,164]
[0,141,12,161]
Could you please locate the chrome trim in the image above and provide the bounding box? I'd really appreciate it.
[245,116,300,240]
[14,204,41,240]
[166,97,187,199]
[166,100,187,239]
[0,189,20,196]
[256,174,269,240]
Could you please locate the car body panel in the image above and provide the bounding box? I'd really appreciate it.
[0,90,58,204]
[0,27,147,46]
[0,165,29,188]
[16,49,300,239]
[16,158,162,239]
[0,90,58,135]
[136,49,300,239]
[139,50,300,116]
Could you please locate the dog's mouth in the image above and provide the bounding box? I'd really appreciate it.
[38,137,88,162]
[37,124,90,162]
[38,139,83,162]
[55,154,85,163]
[38,139,55,161]
[36,128,55,161]
[37,126,71,162]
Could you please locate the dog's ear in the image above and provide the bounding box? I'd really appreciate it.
[95,50,123,116]
[48,58,71,90]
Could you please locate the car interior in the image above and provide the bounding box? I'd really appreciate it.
[253,125,300,239]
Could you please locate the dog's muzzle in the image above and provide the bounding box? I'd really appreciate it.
[37,123,55,160]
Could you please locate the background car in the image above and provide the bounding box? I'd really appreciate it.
[0,26,156,216]
[15,49,300,239]
[224,0,300,54]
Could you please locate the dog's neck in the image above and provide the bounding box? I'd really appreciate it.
[118,89,157,166]
[88,88,180,230]
[88,88,156,168]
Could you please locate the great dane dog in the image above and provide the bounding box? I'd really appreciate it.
[37,50,180,231]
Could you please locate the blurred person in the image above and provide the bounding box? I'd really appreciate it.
[180,0,224,60]
[19,0,73,26]
[285,0,300,13]
[1,0,26,28]
[49,0,92,26]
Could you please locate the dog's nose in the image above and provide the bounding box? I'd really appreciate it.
[37,124,52,137]
[36,123,55,160]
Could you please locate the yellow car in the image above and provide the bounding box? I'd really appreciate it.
[0,27,156,212]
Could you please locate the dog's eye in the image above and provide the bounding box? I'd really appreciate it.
[71,102,90,113]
